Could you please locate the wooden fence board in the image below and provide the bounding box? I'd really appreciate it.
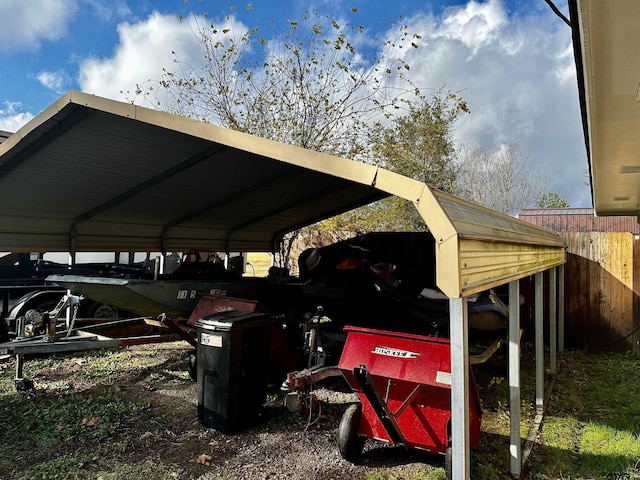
[634,238,640,354]
[611,234,632,350]
[561,234,587,348]
[556,232,635,352]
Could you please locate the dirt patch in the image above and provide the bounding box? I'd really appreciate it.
[110,372,441,480]
[0,342,450,480]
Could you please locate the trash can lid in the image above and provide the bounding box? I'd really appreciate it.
[194,310,271,330]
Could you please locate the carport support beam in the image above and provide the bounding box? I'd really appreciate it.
[549,267,557,375]
[66,252,76,330]
[449,297,470,480]
[509,279,521,477]
[558,264,565,353]
[535,272,544,414]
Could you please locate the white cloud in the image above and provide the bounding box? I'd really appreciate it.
[78,12,211,105]
[0,0,77,53]
[36,70,72,94]
[0,102,34,133]
[82,0,132,22]
[381,0,589,207]
[438,0,507,53]
[74,0,589,207]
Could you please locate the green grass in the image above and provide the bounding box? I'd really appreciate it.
[1,392,147,445]
[365,471,446,480]
[1,344,640,479]
[528,351,640,480]
[0,391,149,479]
[13,453,97,480]
[0,344,189,480]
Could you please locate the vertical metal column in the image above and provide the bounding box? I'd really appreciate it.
[66,252,75,329]
[549,268,557,375]
[14,316,33,391]
[509,279,521,477]
[558,264,565,353]
[535,272,544,414]
[449,297,470,480]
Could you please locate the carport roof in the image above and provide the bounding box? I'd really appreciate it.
[569,0,640,216]
[0,90,564,297]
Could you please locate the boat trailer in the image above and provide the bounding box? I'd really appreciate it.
[0,294,192,391]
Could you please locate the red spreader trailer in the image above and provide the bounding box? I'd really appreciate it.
[337,326,482,474]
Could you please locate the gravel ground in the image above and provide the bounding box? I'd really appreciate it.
[1,342,449,480]
[183,388,444,480]
[139,365,446,480]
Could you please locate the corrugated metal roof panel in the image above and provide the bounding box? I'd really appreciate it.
[519,208,640,233]
[0,91,565,298]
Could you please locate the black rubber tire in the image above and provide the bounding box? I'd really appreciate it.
[187,352,197,381]
[23,298,58,317]
[89,303,119,319]
[445,443,452,479]
[337,403,366,462]
[20,296,60,335]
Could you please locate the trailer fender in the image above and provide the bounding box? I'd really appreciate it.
[7,290,120,323]
[7,290,65,321]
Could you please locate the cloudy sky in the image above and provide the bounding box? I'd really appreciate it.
[0,0,591,208]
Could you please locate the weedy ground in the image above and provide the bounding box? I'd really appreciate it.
[0,341,639,479]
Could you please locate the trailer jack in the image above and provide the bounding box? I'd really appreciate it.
[14,354,33,391]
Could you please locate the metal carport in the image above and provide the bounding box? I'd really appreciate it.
[0,90,565,478]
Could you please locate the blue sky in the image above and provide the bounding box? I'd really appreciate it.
[0,0,590,207]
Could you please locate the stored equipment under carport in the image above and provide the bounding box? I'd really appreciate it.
[336,326,482,475]
[195,310,272,433]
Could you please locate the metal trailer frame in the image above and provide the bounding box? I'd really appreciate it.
[0,295,190,391]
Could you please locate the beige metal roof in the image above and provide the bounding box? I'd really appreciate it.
[0,90,564,297]
[570,0,640,216]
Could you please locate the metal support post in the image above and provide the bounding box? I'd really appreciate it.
[535,272,544,414]
[549,267,557,375]
[66,252,75,329]
[509,280,521,477]
[449,297,470,480]
[558,264,565,353]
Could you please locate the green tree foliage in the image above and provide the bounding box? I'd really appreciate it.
[131,5,467,239]
[132,5,423,158]
[128,4,452,263]
[535,192,569,208]
[369,90,468,188]
[321,91,468,231]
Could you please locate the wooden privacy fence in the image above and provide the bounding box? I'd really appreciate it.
[544,232,640,353]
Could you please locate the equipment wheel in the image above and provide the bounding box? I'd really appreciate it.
[337,403,366,462]
[445,434,452,479]
[23,298,58,317]
[90,303,119,319]
[187,352,197,381]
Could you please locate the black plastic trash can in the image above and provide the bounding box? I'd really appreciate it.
[195,310,272,433]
